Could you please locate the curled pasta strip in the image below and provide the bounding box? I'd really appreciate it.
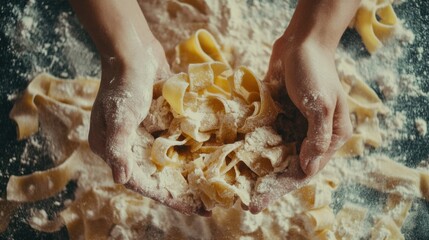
[370,217,404,240]
[299,206,335,233]
[175,29,230,69]
[359,156,429,201]
[354,0,398,53]
[230,67,281,133]
[337,77,385,157]
[384,195,413,228]
[151,135,188,168]
[162,73,190,115]
[9,74,98,140]
[293,183,332,210]
[159,56,290,209]
[59,186,147,240]
[334,203,368,239]
[6,146,81,202]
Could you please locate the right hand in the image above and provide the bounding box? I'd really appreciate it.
[250,35,353,214]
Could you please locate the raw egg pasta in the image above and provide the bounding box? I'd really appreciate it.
[353,0,398,53]
[2,28,420,240]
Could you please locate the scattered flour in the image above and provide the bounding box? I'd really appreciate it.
[376,71,399,100]
[415,118,427,136]
[2,0,428,239]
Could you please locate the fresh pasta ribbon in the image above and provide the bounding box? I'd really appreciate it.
[300,206,335,233]
[384,195,413,228]
[337,75,385,157]
[175,29,230,70]
[4,27,412,239]
[6,145,88,202]
[59,185,149,240]
[9,73,99,140]
[151,135,188,168]
[353,0,398,53]
[232,67,281,133]
[162,73,190,115]
[359,156,429,201]
[159,53,290,209]
[334,203,368,239]
[293,183,333,210]
[370,217,404,240]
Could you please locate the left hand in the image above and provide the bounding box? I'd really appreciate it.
[249,35,353,214]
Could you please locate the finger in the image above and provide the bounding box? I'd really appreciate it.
[157,59,172,81]
[105,118,135,184]
[317,95,353,171]
[263,58,284,83]
[88,105,106,158]
[299,97,334,176]
[249,156,310,214]
[332,94,353,149]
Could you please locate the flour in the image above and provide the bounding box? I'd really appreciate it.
[382,110,407,141]
[376,71,399,100]
[3,0,428,239]
[240,211,264,234]
[415,118,427,136]
[143,96,173,133]
[3,1,100,80]
[139,0,294,78]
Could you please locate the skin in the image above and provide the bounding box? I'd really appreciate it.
[251,0,359,213]
[69,0,359,214]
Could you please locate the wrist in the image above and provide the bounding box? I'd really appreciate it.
[99,37,166,87]
[282,25,340,54]
[99,34,158,67]
[282,0,361,52]
[277,33,336,61]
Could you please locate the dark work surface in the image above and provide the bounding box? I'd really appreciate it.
[1,0,428,239]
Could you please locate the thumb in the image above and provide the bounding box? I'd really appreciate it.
[299,102,334,176]
[105,120,135,184]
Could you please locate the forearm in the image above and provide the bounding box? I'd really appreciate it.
[69,0,155,65]
[284,0,361,51]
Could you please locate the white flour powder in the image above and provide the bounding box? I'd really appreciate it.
[2,0,428,239]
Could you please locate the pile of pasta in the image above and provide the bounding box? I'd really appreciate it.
[147,61,294,209]
[2,27,428,239]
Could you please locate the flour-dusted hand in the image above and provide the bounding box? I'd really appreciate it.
[89,41,170,184]
[69,0,212,216]
[250,0,361,213]
[268,37,353,177]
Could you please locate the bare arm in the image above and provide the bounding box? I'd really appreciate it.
[69,0,169,184]
[252,0,360,213]
[284,0,361,51]
[69,0,156,67]
[283,0,360,175]
[69,0,207,215]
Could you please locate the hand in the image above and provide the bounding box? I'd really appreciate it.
[88,40,169,184]
[88,41,210,215]
[250,36,352,213]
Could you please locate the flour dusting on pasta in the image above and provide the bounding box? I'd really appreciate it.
[1,0,429,239]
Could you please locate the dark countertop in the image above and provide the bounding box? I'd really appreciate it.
[1,0,428,239]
